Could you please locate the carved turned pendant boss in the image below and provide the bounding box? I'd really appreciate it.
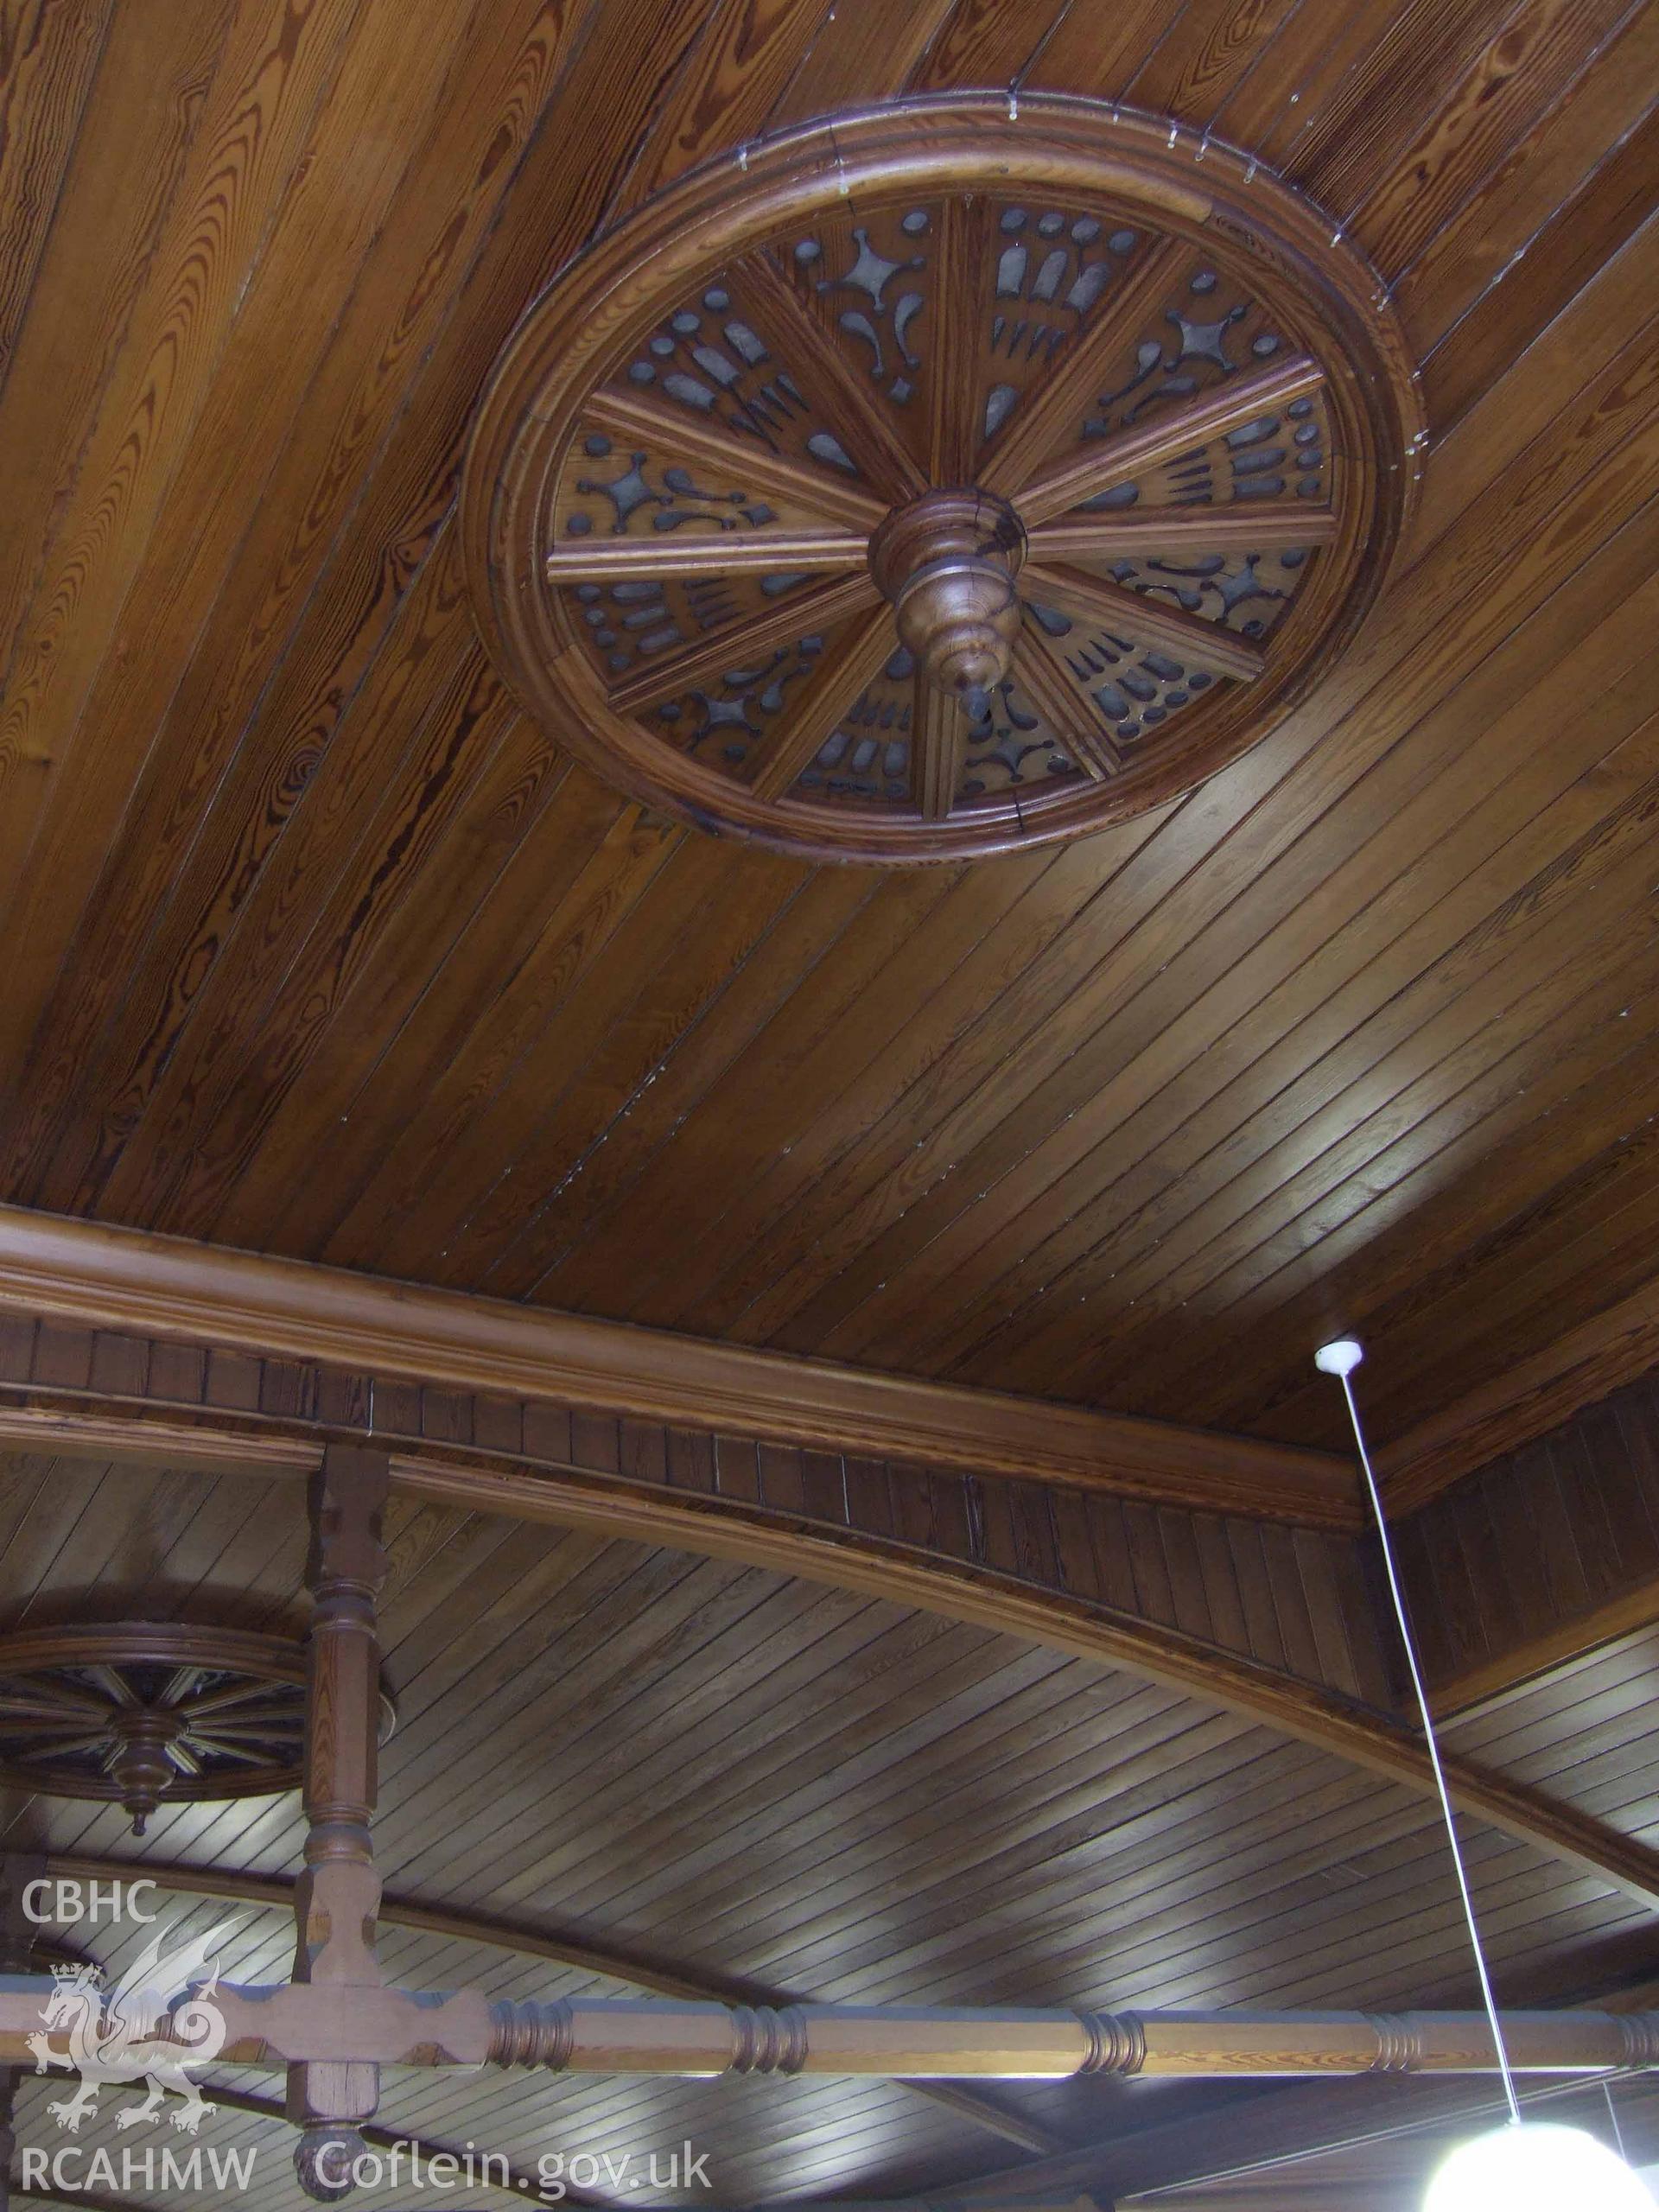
[462,97,1423,866]
[0,1621,396,1835]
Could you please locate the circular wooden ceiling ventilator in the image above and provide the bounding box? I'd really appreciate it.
[0,1624,394,1835]
[463,97,1423,866]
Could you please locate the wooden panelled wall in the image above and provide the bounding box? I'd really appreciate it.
[0,0,1655,1459]
[0,1310,1390,1711]
[13,1296,1659,1713]
[1398,1372,1659,1706]
[5,1301,1659,1729]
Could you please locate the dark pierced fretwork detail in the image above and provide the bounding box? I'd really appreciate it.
[463,97,1420,865]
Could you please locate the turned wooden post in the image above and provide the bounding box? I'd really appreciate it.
[288,1447,390,2203]
[0,1856,41,2212]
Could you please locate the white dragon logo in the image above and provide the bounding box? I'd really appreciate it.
[28,1925,228,2134]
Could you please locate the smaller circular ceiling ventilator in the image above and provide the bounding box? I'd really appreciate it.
[0,1624,393,1834]
[463,98,1421,866]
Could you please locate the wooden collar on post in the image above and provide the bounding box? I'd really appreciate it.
[289,1446,390,2204]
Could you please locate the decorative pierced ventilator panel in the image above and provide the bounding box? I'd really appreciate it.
[0,1623,395,1834]
[464,100,1421,864]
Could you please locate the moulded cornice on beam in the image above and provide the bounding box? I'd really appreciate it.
[0,1205,1351,1523]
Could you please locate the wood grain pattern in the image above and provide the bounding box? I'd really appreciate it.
[613,0,835,213]
[1393,1373,1659,1702]
[1395,4,1659,354]
[1346,0,1639,276]
[0,0,1649,1590]
[0,0,227,681]
[0,0,111,397]
[0,0,694,1203]
[0,0,369,1032]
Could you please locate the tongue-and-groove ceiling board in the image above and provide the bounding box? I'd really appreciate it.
[0,0,1656,1454]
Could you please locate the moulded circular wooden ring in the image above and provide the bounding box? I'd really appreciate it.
[0,1621,396,1831]
[462,95,1423,867]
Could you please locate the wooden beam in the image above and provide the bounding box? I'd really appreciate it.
[1378,1274,1659,1510]
[0,1205,1351,1522]
[747,604,896,801]
[1020,560,1268,682]
[606,570,880,715]
[912,673,969,820]
[1026,508,1340,561]
[743,251,928,511]
[37,1853,1057,2157]
[545,531,867,582]
[582,386,887,533]
[944,1975,1659,2207]
[1014,356,1328,529]
[979,240,1185,498]
[289,1446,390,2188]
[1,1981,1653,2080]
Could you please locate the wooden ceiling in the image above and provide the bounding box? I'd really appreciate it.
[3,1452,1656,2212]
[0,0,1653,1462]
[3,10,1659,2202]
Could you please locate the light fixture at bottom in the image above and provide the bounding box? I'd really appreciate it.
[1425,2122,1651,2212]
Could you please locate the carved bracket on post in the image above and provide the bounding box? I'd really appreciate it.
[288,1446,390,2203]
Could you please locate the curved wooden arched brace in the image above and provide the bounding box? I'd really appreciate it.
[0,1378,1651,1910]
[387,1452,1659,1913]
